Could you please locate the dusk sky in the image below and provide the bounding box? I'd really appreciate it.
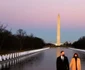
[0,0,85,43]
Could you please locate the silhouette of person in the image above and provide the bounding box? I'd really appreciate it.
[56,51,69,70]
[70,53,81,70]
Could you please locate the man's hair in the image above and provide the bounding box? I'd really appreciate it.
[60,51,64,53]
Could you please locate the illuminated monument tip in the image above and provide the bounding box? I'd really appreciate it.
[56,14,61,46]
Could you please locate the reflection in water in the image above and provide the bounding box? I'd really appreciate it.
[56,47,60,70]
[56,47,60,57]
[0,52,44,70]
[0,48,85,70]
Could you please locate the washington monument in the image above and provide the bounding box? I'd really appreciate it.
[56,14,61,46]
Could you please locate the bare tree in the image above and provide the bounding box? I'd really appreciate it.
[16,29,27,36]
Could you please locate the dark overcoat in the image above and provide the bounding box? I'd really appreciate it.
[56,56,69,70]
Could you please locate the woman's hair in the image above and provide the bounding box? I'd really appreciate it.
[73,53,79,58]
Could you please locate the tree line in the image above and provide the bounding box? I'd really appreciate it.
[0,24,45,54]
[62,36,85,49]
[72,36,85,49]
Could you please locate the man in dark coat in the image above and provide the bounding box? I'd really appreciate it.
[56,51,69,70]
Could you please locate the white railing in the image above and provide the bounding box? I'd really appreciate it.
[0,47,50,61]
[69,48,85,52]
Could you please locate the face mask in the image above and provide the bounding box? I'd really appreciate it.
[62,54,65,56]
[74,56,78,59]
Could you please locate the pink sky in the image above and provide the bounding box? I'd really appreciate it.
[0,0,85,42]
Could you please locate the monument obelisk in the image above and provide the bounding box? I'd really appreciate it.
[57,14,61,46]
